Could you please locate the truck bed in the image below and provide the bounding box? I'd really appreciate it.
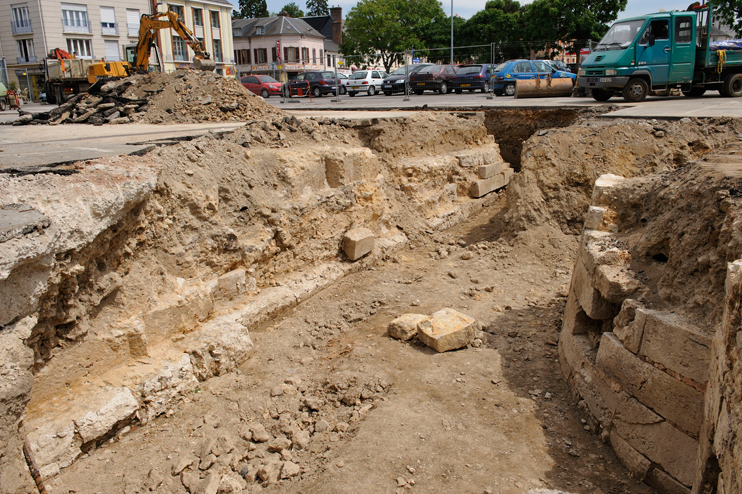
[701,45,742,70]
[46,59,98,82]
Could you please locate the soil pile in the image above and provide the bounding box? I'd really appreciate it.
[10,69,282,126]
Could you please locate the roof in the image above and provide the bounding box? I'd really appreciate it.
[710,25,733,37]
[232,16,325,38]
[301,15,334,39]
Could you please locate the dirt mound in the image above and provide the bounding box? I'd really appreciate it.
[11,70,282,126]
[502,117,742,235]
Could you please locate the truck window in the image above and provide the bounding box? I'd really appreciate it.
[675,17,693,43]
[639,19,669,45]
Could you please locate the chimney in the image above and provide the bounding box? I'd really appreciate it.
[278,11,289,17]
[330,6,342,44]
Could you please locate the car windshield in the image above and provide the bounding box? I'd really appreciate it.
[351,71,368,79]
[257,75,278,83]
[457,66,483,75]
[596,19,644,51]
[321,72,336,78]
[493,62,509,72]
[419,65,438,74]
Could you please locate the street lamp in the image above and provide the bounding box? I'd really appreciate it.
[450,0,453,64]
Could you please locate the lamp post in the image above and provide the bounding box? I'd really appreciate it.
[450,0,453,64]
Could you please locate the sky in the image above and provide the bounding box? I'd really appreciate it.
[228,0,694,22]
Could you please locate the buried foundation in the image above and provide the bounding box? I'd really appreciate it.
[1,102,742,494]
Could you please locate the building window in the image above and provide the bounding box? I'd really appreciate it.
[67,38,92,58]
[327,53,330,66]
[173,35,187,60]
[210,11,220,29]
[126,9,140,36]
[193,9,203,26]
[301,47,309,62]
[284,47,299,62]
[272,47,277,62]
[62,3,91,34]
[254,48,267,63]
[213,39,222,62]
[169,4,184,20]
[100,7,117,35]
[236,49,250,65]
[256,26,264,35]
[11,5,32,35]
[16,38,35,63]
[104,40,121,60]
[312,48,316,63]
[319,49,323,61]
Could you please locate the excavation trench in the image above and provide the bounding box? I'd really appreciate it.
[1,105,742,494]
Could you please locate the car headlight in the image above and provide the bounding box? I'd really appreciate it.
[604,69,617,76]
[578,68,586,77]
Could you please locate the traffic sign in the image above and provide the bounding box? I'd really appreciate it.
[412,58,420,63]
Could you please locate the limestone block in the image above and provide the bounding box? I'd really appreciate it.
[388,314,429,341]
[27,421,82,475]
[571,257,616,320]
[596,333,704,436]
[613,418,696,487]
[142,283,214,341]
[558,326,595,375]
[561,287,604,336]
[188,313,254,381]
[645,468,691,494]
[470,169,512,198]
[235,286,297,329]
[74,387,139,444]
[215,269,248,300]
[591,174,625,206]
[638,310,712,384]
[594,264,642,303]
[417,308,476,352]
[137,355,199,424]
[584,206,607,230]
[343,228,375,261]
[613,299,646,354]
[610,431,651,481]
[478,162,503,179]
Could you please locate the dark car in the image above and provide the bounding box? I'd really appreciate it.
[282,71,345,98]
[381,64,433,95]
[451,64,494,93]
[409,64,459,94]
[241,75,282,98]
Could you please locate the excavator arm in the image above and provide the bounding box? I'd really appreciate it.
[136,11,215,72]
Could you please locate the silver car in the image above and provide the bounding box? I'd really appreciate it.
[343,69,389,96]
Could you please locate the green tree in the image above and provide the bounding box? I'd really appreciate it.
[714,1,742,37]
[237,0,268,18]
[279,2,304,17]
[306,0,329,16]
[462,0,521,44]
[521,0,624,41]
[341,0,446,72]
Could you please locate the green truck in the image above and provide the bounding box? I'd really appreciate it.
[577,3,742,101]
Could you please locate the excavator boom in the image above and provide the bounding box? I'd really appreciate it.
[136,11,215,72]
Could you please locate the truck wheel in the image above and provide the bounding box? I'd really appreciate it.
[682,87,706,97]
[721,73,742,97]
[622,78,649,102]
[591,88,612,101]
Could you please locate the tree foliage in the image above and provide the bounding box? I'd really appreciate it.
[306,0,329,16]
[279,2,305,17]
[714,1,742,37]
[462,0,521,44]
[340,0,447,71]
[521,0,624,40]
[237,0,268,19]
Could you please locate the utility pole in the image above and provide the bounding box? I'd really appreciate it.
[450,0,453,64]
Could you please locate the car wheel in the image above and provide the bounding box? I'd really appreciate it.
[591,88,612,101]
[0,99,6,112]
[504,83,515,96]
[261,88,269,98]
[415,89,424,95]
[721,73,742,97]
[312,86,322,98]
[455,88,462,94]
[349,91,356,97]
[368,85,376,96]
[682,87,706,98]
[482,82,489,93]
[439,82,448,94]
[622,78,649,102]
[339,86,347,95]
[384,91,392,96]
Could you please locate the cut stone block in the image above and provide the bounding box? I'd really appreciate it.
[477,162,503,179]
[584,206,607,230]
[610,430,652,481]
[613,299,647,354]
[470,168,513,198]
[645,468,691,494]
[596,333,704,436]
[417,308,476,352]
[591,173,625,206]
[638,310,712,385]
[215,269,247,300]
[571,257,616,320]
[74,387,139,444]
[388,313,429,341]
[343,228,375,261]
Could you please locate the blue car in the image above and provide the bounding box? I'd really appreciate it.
[452,64,494,93]
[492,59,576,96]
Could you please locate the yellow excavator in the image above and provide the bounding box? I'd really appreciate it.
[87,10,215,87]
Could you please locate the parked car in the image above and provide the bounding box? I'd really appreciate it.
[343,69,389,96]
[409,64,459,94]
[543,59,572,72]
[452,64,494,93]
[491,59,576,96]
[240,75,282,98]
[381,64,433,95]
[282,71,345,98]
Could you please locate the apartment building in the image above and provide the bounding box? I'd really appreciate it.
[155,0,235,77]
[232,11,341,81]
[0,0,151,100]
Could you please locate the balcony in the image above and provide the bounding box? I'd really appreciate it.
[127,23,139,36]
[16,55,38,64]
[63,18,91,34]
[101,22,118,35]
[11,19,32,35]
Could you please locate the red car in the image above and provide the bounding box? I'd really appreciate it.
[409,64,459,94]
[240,75,282,98]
